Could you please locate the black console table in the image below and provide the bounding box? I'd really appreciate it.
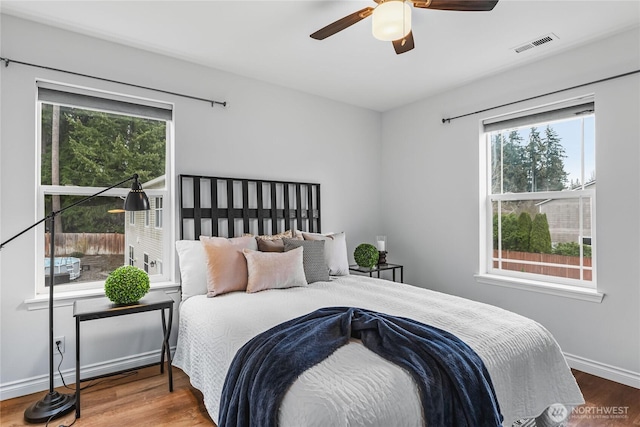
[73,291,174,418]
[349,263,404,283]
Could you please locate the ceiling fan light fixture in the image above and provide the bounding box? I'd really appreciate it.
[372,0,412,42]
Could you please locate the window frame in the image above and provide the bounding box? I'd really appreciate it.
[35,81,174,296]
[154,197,163,229]
[477,97,603,302]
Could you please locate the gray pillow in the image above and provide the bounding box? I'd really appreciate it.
[283,238,329,283]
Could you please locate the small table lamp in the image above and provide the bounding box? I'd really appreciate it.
[376,235,387,265]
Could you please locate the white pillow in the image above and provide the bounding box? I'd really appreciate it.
[301,231,350,276]
[175,240,208,301]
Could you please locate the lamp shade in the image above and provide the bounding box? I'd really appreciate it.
[124,174,150,211]
[372,1,411,41]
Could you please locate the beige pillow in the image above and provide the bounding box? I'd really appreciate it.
[256,238,285,252]
[252,230,303,253]
[200,236,258,297]
[245,229,293,241]
[302,231,350,276]
[243,247,307,293]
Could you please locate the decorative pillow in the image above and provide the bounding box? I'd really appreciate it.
[283,238,330,283]
[256,238,285,252]
[252,230,303,252]
[242,247,307,293]
[200,236,258,297]
[245,229,293,241]
[175,240,208,301]
[302,231,350,276]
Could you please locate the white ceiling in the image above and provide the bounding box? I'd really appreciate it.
[2,1,639,112]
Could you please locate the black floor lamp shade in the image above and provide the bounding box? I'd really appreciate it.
[124,175,151,211]
[1,173,150,424]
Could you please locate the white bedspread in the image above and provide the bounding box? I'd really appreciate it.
[172,275,583,426]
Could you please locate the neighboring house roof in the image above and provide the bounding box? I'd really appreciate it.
[536,180,596,207]
[143,175,166,190]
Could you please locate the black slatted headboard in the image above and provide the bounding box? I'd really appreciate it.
[179,175,321,239]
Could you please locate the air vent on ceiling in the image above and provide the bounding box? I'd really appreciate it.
[513,33,559,54]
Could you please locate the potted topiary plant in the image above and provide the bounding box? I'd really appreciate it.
[104,265,150,305]
[354,243,379,268]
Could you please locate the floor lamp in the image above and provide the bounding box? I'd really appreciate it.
[0,174,150,423]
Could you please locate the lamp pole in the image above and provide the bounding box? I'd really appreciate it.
[0,174,149,423]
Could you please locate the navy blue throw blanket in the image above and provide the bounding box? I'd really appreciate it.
[219,306,503,427]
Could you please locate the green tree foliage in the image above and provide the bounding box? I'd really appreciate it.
[491,131,528,193]
[526,127,543,192]
[529,213,552,254]
[537,126,568,191]
[41,104,166,233]
[515,212,532,252]
[494,211,554,254]
[553,242,592,257]
[493,213,519,250]
[492,125,568,193]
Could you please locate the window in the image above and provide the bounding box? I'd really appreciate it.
[155,197,163,229]
[145,210,150,227]
[479,97,596,291]
[143,253,149,273]
[38,82,172,294]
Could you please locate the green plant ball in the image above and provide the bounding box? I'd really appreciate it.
[354,243,379,268]
[104,265,150,305]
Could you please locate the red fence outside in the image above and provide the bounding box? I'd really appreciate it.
[493,250,592,281]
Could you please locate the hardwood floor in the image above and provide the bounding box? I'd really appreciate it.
[569,370,639,426]
[0,365,214,427]
[1,367,637,426]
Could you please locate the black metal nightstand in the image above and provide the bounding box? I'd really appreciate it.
[349,263,404,283]
[73,291,174,418]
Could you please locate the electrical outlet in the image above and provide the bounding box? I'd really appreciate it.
[54,336,65,354]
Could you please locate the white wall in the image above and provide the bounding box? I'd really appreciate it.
[380,27,640,386]
[2,13,637,403]
[0,15,382,399]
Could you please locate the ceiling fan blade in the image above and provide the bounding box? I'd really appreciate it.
[393,31,415,54]
[412,0,498,11]
[310,7,374,40]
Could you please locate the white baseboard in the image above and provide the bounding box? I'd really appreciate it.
[0,347,174,401]
[3,348,637,401]
[565,352,640,389]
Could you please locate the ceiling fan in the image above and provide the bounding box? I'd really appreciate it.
[310,0,499,55]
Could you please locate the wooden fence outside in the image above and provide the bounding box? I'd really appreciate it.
[494,250,592,280]
[45,233,124,256]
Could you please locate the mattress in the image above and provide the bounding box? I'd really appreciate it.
[172,275,584,426]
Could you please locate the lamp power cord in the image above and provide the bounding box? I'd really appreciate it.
[44,340,139,426]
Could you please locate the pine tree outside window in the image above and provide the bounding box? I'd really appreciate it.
[479,97,597,293]
[37,82,173,294]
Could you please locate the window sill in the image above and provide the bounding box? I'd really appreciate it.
[474,274,604,303]
[25,281,180,311]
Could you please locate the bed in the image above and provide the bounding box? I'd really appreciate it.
[172,174,584,427]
